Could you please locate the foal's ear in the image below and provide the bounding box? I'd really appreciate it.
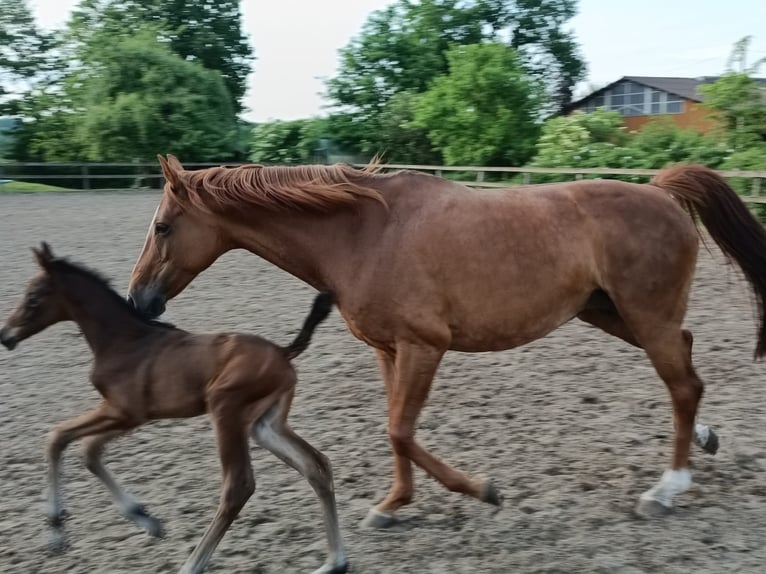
[32,241,54,268]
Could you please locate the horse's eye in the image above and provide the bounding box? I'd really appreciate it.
[154,222,171,236]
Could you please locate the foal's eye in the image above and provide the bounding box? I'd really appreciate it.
[154,222,171,236]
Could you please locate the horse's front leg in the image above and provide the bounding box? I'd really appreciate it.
[363,343,500,530]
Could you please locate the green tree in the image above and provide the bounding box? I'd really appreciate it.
[75,33,237,161]
[20,32,237,162]
[531,109,638,181]
[699,36,766,150]
[250,118,346,164]
[326,0,584,156]
[329,0,583,113]
[414,43,542,166]
[68,0,253,112]
[0,0,53,113]
[626,118,728,169]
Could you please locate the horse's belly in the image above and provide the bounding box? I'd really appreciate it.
[447,293,587,352]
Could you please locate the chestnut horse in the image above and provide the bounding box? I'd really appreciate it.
[2,243,346,574]
[128,155,766,527]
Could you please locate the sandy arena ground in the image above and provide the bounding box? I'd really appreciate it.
[1,190,765,573]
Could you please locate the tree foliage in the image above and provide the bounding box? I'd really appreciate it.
[68,0,253,112]
[250,119,323,164]
[326,0,584,159]
[415,43,542,165]
[0,0,53,112]
[19,32,237,162]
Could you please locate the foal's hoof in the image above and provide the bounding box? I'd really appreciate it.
[47,529,68,554]
[701,428,720,456]
[361,508,401,529]
[128,505,164,538]
[480,480,503,507]
[311,560,349,574]
[634,498,673,520]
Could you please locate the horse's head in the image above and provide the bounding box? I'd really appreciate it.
[1,242,67,350]
[127,155,231,318]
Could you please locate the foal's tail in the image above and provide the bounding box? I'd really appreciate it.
[652,164,766,358]
[283,291,336,360]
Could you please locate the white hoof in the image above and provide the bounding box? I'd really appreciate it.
[639,468,691,509]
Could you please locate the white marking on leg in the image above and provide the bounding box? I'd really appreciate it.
[254,412,347,573]
[694,423,710,449]
[640,468,692,508]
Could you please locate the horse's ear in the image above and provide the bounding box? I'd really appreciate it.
[32,241,54,269]
[157,154,180,188]
[166,154,184,171]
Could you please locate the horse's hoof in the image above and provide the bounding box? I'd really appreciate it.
[634,497,673,519]
[311,560,349,574]
[361,508,400,529]
[480,480,503,506]
[701,428,719,455]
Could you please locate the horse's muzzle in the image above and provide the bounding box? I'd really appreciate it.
[127,289,166,319]
[0,326,18,350]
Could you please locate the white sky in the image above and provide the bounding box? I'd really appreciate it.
[29,0,766,123]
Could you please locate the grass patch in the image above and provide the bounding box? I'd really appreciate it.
[0,180,73,192]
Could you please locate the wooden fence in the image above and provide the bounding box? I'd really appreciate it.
[2,161,765,202]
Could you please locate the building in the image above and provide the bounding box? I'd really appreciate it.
[563,76,766,133]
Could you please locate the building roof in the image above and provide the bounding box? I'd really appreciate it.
[564,75,766,113]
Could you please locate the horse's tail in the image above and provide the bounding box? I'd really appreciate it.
[651,163,766,358]
[283,291,336,360]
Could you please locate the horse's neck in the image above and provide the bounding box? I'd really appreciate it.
[225,203,384,292]
[60,275,150,355]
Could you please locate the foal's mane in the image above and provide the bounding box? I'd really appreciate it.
[177,158,394,213]
[48,258,177,330]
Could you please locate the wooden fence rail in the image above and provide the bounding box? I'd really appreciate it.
[2,162,765,202]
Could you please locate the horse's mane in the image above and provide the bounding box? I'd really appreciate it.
[177,157,394,213]
[49,258,178,330]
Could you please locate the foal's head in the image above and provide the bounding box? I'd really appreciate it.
[0,242,67,350]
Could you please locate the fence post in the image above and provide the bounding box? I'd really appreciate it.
[575,173,583,180]
[435,169,442,178]
[753,177,761,197]
[476,171,484,183]
[522,172,530,185]
[81,165,90,190]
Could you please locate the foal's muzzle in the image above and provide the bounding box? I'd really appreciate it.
[0,326,19,350]
[127,289,166,319]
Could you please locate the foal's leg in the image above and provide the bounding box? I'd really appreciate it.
[178,413,254,574]
[45,403,132,552]
[81,430,163,537]
[253,390,348,574]
[366,342,499,528]
[578,309,718,455]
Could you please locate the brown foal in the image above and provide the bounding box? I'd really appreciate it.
[0,243,347,574]
[128,156,766,530]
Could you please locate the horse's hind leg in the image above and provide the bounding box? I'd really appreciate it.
[630,325,706,516]
[253,390,348,574]
[578,305,718,455]
[81,430,163,537]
